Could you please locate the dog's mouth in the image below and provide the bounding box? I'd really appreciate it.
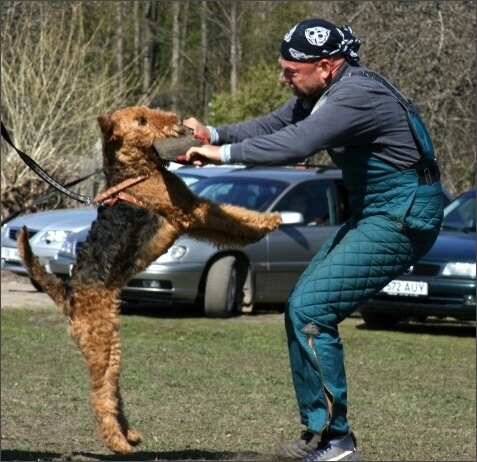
[153,127,202,164]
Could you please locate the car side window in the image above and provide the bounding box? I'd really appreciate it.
[443,192,476,229]
[194,179,285,211]
[273,181,342,226]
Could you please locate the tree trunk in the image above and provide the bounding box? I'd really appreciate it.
[115,2,125,95]
[200,1,209,119]
[133,1,140,85]
[170,1,180,112]
[229,1,238,97]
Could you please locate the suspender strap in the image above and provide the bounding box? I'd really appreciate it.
[346,70,436,163]
[346,70,415,113]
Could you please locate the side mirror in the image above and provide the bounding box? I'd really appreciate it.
[279,211,305,225]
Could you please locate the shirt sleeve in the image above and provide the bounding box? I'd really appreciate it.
[227,81,380,165]
[215,97,311,144]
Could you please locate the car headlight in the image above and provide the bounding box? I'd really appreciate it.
[155,245,188,262]
[442,262,476,278]
[59,239,74,256]
[40,230,71,243]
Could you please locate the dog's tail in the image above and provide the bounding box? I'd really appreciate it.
[17,226,69,314]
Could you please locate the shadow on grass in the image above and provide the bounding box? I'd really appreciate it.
[355,317,476,337]
[119,301,284,320]
[1,449,274,461]
[120,301,204,319]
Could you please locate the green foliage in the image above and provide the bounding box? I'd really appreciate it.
[1,0,475,215]
[209,62,290,125]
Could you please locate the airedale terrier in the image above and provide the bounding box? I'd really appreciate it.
[17,106,282,454]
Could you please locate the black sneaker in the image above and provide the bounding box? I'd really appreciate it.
[277,431,321,460]
[303,432,360,461]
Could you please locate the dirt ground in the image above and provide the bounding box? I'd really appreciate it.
[1,270,56,309]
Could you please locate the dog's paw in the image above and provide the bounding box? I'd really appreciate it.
[125,427,143,446]
[106,434,135,455]
[263,212,283,230]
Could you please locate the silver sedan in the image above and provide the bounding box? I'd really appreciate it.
[50,166,352,317]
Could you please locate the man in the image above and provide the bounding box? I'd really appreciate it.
[184,18,443,462]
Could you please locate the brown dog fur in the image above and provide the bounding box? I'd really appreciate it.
[17,106,282,454]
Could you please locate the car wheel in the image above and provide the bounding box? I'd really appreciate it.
[204,256,240,318]
[29,277,44,293]
[360,309,399,329]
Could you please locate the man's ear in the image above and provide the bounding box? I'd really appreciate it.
[317,58,332,72]
[321,56,346,82]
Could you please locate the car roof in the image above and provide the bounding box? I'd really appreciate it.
[176,165,246,177]
[188,165,343,183]
[185,165,456,204]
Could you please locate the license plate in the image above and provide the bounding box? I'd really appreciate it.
[381,279,428,296]
[1,246,21,262]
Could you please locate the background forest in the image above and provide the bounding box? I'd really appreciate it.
[1,1,476,221]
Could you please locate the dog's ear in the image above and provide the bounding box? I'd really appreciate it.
[97,115,114,141]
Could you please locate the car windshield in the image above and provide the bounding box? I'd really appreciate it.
[442,189,476,232]
[190,177,288,211]
[177,173,204,187]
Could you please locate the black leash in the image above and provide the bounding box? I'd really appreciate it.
[0,168,102,226]
[1,121,97,206]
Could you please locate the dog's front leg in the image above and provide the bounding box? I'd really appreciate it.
[68,287,141,454]
[143,220,182,260]
[186,200,282,247]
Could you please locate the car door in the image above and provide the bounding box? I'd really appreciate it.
[249,179,349,303]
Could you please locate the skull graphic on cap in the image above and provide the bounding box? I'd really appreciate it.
[305,27,330,46]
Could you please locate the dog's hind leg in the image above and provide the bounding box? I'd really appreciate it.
[116,391,142,446]
[68,287,141,454]
[17,226,68,313]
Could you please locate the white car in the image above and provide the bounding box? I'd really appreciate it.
[1,207,97,288]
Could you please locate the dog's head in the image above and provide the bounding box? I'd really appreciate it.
[97,106,201,181]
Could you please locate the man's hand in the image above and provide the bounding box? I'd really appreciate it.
[183,117,223,166]
[183,117,211,144]
[184,145,223,167]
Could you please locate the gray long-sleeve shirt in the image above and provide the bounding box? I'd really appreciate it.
[215,62,421,170]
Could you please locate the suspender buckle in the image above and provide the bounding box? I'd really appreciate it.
[423,168,432,185]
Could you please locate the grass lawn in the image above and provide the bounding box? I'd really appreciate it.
[1,305,475,461]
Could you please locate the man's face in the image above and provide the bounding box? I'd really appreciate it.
[279,58,328,100]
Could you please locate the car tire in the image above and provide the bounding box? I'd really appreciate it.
[360,309,399,329]
[204,256,240,318]
[29,277,44,293]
